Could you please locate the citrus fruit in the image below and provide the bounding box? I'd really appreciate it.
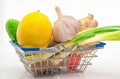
[17,10,52,48]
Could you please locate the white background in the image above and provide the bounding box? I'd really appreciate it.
[0,0,120,79]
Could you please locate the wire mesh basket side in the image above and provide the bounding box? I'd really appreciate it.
[16,49,97,76]
[10,41,105,76]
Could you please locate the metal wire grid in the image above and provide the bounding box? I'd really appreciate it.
[10,41,104,77]
[16,49,98,76]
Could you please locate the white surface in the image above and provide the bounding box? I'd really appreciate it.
[1,0,120,79]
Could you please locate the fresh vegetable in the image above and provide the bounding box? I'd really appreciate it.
[49,13,98,66]
[25,53,55,60]
[5,19,19,43]
[67,53,81,69]
[52,25,119,68]
[49,52,81,70]
[53,6,80,42]
[59,26,120,49]
[72,26,120,45]
[78,13,98,31]
[80,30,120,45]
[67,13,98,69]
[17,10,52,48]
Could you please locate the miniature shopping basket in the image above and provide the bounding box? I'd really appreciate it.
[10,41,106,77]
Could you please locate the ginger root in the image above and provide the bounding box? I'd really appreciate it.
[78,13,98,31]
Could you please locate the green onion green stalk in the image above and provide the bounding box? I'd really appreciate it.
[58,25,120,50]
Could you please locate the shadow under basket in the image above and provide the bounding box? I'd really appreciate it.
[10,41,106,77]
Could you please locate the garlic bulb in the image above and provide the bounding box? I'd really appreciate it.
[53,6,80,42]
[78,13,98,31]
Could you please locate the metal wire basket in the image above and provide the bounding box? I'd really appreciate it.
[10,41,106,77]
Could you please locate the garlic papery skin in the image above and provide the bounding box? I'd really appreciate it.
[53,6,80,42]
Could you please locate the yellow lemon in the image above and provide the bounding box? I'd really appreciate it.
[17,10,52,48]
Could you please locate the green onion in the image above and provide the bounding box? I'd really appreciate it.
[58,25,120,50]
[71,25,120,44]
[79,30,120,45]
